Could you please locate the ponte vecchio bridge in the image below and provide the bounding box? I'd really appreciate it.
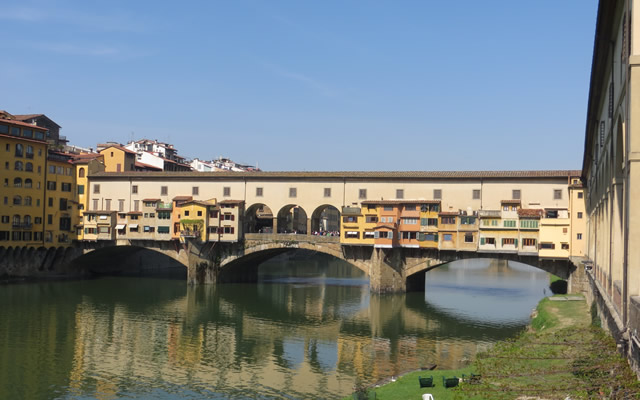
[77,170,585,292]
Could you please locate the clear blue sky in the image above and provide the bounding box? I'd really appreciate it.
[1,0,598,171]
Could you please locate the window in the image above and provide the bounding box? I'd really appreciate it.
[161,186,167,195]
[324,188,331,198]
[184,210,190,216]
[553,189,562,200]
[192,186,199,196]
[345,231,359,239]
[522,238,536,247]
[502,238,516,246]
[256,187,263,197]
[118,199,124,212]
[504,220,516,228]
[2,178,6,187]
[13,178,22,187]
[0,216,7,223]
[92,199,99,210]
[78,168,85,178]
[34,217,41,224]
[365,216,378,223]
[224,187,231,197]
[460,216,476,225]
[104,199,111,211]
[402,218,418,224]
[25,162,33,172]
[61,183,71,192]
[441,216,455,225]
[25,145,33,158]
[15,161,23,171]
[464,233,474,243]
[577,233,583,240]
[383,205,393,211]
[396,189,404,199]
[289,187,296,198]
[343,216,358,223]
[209,210,218,218]
[47,214,53,225]
[427,218,438,227]
[364,231,375,239]
[443,234,453,241]
[223,226,235,234]
[197,210,202,217]
[47,181,56,190]
[132,185,138,194]
[78,185,84,195]
[484,237,496,245]
[561,243,570,250]
[540,242,555,250]
[472,189,480,200]
[134,200,140,212]
[512,189,521,200]
[60,198,68,211]
[15,143,23,157]
[577,192,583,199]
[158,226,170,234]
[24,196,32,206]
[405,205,416,211]
[94,184,100,194]
[10,127,19,136]
[359,189,367,199]
[23,129,32,138]
[13,196,21,205]
[520,220,539,229]
[433,189,442,200]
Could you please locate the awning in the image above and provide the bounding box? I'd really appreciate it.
[347,231,359,234]
[115,224,126,229]
[129,224,138,229]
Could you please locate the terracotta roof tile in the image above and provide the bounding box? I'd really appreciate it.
[172,195,193,201]
[0,118,48,131]
[518,209,544,218]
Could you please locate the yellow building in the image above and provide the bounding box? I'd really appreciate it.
[340,206,365,245]
[517,209,542,256]
[44,151,77,246]
[539,208,571,259]
[99,145,136,172]
[457,213,478,251]
[0,118,48,246]
[438,211,458,250]
[568,181,586,257]
[418,201,440,249]
[177,199,217,242]
[72,153,104,240]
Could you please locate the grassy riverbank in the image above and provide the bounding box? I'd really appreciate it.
[344,294,640,399]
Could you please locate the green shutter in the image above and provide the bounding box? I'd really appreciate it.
[480,237,485,245]
[515,238,518,247]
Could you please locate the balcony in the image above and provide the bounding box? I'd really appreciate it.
[342,206,361,215]
[156,203,173,210]
[478,210,501,218]
[180,229,200,238]
[12,223,33,229]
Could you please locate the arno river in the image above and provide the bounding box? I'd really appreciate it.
[0,254,550,399]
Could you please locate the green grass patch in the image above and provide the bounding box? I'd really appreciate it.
[358,295,640,399]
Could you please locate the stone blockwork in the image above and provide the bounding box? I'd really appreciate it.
[0,246,84,279]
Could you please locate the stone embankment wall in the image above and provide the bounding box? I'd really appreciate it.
[0,246,86,280]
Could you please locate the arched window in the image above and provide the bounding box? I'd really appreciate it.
[25,162,33,172]
[13,178,22,187]
[14,161,23,171]
[12,215,20,226]
[25,145,34,159]
[23,215,31,226]
[25,179,32,188]
[13,196,21,205]
[78,168,85,178]
[24,196,32,206]
[15,143,23,157]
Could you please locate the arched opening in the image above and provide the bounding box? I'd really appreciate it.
[25,162,33,172]
[277,205,308,234]
[25,178,32,188]
[13,177,22,187]
[245,203,274,233]
[70,245,187,278]
[310,205,340,235]
[78,167,85,178]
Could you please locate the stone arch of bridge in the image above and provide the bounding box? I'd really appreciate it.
[310,204,341,234]
[219,241,370,275]
[404,252,573,292]
[276,204,309,234]
[244,203,275,233]
[76,241,189,273]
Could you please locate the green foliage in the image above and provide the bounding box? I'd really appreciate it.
[590,301,601,328]
[180,219,204,226]
[530,298,557,331]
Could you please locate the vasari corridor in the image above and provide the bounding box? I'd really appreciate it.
[3,0,640,398]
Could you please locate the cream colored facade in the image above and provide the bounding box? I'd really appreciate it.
[582,0,640,373]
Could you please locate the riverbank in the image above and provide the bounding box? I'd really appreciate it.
[346,294,640,399]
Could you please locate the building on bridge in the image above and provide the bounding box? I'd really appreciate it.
[79,170,585,260]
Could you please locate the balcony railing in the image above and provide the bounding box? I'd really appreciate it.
[12,223,33,229]
[180,229,200,238]
[477,210,501,218]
